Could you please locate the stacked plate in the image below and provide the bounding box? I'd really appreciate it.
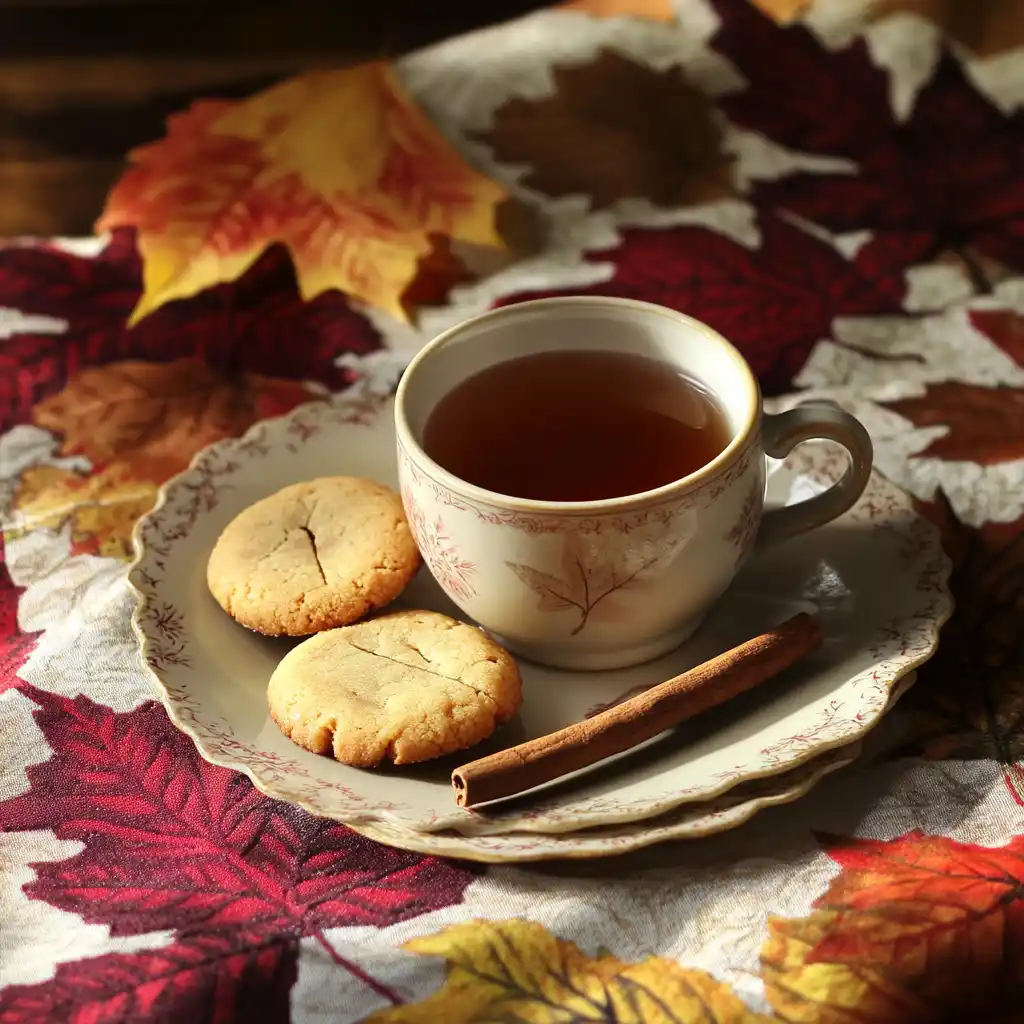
[129,391,952,862]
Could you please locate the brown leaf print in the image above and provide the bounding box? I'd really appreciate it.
[480,50,734,210]
[33,357,321,480]
[970,309,1024,369]
[506,531,663,635]
[881,312,1024,464]
[889,492,1024,802]
[9,358,320,559]
[882,382,1024,465]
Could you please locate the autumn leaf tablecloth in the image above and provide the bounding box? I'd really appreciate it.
[2,1,1024,1021]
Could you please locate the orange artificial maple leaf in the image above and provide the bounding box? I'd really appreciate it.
[97,64,508,324]
[763,831,1024,1022]
[560,0,677,19]
[482,50,734,209]
[11,358,320,558]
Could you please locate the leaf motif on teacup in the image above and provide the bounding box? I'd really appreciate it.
[506,531,666,635]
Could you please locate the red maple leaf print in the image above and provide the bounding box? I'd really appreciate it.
[0,687,476,1015]
[0,934,296,1024]
[715,0,1024,285]
[1,688,475,935]
[0,537,39,696]
[498,212,905,394]
[0,230,381,433]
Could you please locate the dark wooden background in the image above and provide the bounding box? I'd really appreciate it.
[0,1,547,236]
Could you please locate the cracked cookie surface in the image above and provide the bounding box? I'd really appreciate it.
[267,610,523,765]
[206,477,421,636]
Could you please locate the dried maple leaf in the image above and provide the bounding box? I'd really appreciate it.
[368,918,768,1023]
[498,211,906,394]
[97,65,508,323]
[482,50,733,210]
[0,536,39,695]
[715,0,1024,283]
[888,492,1024,802]
[762,831,1024,1021]
[873,0,1024,58]
[0,686,475,1014]
[0,934,296,1024]
[9,357,321,558]
[559,0,677,20]
[0,233,380,435]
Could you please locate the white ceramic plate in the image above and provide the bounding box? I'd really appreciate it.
[347,666,919,863]
[349,740,860,862]
[346,671,915,862]
[129,390,951,835]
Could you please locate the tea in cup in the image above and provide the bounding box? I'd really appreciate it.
[395,297,872,671]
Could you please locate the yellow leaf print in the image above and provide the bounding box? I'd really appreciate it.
[368,919,768,1023]
[10,463,157,560]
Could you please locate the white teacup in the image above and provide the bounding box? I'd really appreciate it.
[395,297,872,671]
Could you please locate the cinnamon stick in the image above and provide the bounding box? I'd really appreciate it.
[451,613,823,808]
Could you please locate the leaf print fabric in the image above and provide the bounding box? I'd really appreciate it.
[0,688,477,1020]
[762,832,1024,1021]
[368,919,768,1023]
[3,0,1024,1020]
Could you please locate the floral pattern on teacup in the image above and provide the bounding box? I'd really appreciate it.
[396,434,760,537]
[403,483,477,602]
[726,477,764,564]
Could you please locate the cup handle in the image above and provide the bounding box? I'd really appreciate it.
[756,400,874,550]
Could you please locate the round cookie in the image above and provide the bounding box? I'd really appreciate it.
[207,477,420,636]
[267,611,523,766]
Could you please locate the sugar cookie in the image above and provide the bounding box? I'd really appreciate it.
[207,477,420,635]
[267,611,523,765]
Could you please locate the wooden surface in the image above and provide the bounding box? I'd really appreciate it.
[0,2,548,236]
